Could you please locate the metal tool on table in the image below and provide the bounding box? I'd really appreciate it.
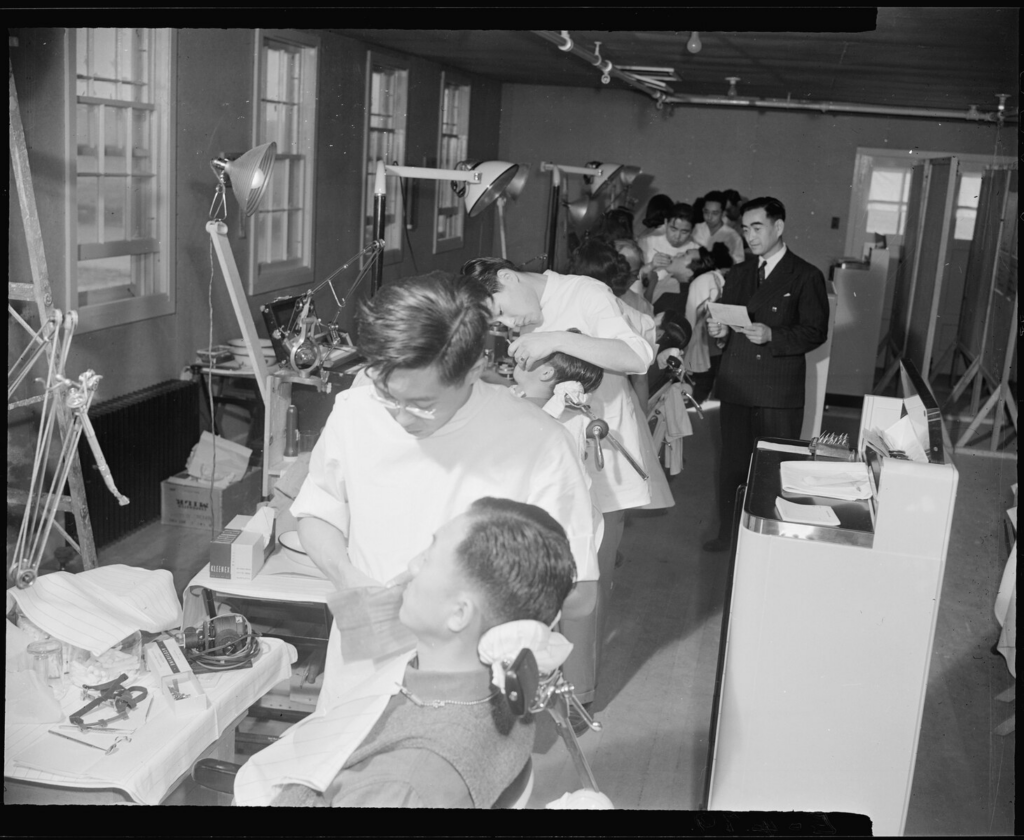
[69,673,148,731]
[563,394,648,480]
[50,730,131,755]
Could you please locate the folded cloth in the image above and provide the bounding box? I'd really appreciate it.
[779,461,872,501]
[9,565,182,656]
[477,620,573,694]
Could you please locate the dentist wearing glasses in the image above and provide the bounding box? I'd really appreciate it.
[291,272,601,712]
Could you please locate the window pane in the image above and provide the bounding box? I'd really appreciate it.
[868,169,906,202]
[958,175,982,210]
[105,106,128,174]
[954,208,977,241]
[77,255,132,306]
[93,29,118,80]
[258,211,273,266]
[77,103,98,173]
[78,177,99,244]
[866,202,902,235]
[131,109,151,174]
[288,209,302,260]
[271,211,286,262]
[101,177,127,241]
[131,176,154,238]
[288,158,304,208]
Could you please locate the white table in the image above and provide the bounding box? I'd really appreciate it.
[4,637,295,804]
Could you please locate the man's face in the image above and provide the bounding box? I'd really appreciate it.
[368,363,477,438]
[703,201,724,232]
[665,217,694,248]
[489,269,542,331]
[399,512,474,639]
[741,208,785,257]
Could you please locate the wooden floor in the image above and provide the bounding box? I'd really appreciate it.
[96,400,1015,828]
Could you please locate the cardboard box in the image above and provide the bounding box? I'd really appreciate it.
[209,510,276,581]
[160,467,262,532]
[144,639,209,717]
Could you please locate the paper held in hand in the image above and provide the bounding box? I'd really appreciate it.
[707,302,752,328]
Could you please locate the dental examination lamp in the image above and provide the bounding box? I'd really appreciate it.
[494,164,531,259]
[207,141,277,404]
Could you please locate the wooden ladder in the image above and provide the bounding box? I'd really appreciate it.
[8,56,98,572]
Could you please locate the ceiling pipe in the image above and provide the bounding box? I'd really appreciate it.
[532,30,1014,125]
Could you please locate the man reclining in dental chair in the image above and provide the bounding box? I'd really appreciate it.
[231,497,577,808]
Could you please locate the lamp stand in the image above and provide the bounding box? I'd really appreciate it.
[497,196,508,260]
[206,220,272,405]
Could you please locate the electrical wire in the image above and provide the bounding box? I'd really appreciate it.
[183,632,263,671]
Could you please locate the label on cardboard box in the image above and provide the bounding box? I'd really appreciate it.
[209,510,276,580]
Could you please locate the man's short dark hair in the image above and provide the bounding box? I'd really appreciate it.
[460,257,515,297]
[740,196,786,223]
[356,271,490,388]
[703,190,727,208]
[667,203,694,224]
[456,497,577,628]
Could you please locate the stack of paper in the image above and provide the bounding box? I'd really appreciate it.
[779,461,872,501]
[776,497,841,526]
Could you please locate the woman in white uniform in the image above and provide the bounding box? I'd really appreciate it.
[460,257,655,711]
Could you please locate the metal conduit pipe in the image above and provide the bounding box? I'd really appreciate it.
[532,30,1012,125]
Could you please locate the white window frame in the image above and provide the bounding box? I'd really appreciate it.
[433,71,471,254]
[845,148,1016,259]
[64,27,175,333]
[361,52,408,267]
[249,29,319,295]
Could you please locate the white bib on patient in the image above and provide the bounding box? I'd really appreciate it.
[233,652,412,806]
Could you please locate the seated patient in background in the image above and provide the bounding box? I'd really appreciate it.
[233,498,577,808]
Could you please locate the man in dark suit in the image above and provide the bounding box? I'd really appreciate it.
[703,197,829,552]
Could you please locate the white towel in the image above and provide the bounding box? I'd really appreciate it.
[9,565,181,656]
[233,652,412,806]
[779,461,872,501]
[652,384,692,475]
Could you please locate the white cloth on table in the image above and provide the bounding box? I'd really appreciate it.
[8,565,181,656]
[533,271,654,513]
[291,380,601,710]
[692,221,746,266]
[5,637,296,804]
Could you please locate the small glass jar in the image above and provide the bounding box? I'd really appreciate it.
[27,638,67,699]
[68,630,143,688]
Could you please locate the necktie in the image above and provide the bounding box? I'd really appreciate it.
[757,260,766,288]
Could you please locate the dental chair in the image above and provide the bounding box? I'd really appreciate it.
[191,644,603,809]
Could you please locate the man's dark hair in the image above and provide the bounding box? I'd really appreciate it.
[667,203,694,224]
[740,196,786,223]
[690,242,734,275]
[722,189,742,206]
[642,194,675,229]
[546,329,604,395]
[702,190,727,208]
[356,270,490,388]
[456,497,577,628]
[460,257,516,297]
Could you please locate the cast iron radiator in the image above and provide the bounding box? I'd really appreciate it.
[72,379,202,548]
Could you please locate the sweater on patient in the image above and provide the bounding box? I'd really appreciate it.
[269,663,534,808]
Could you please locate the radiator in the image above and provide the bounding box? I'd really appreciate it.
[73,379,201,548]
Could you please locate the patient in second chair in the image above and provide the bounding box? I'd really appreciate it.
[509,328,604,408]
[232,497,577,808]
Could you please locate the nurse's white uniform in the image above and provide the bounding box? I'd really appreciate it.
[529,271,655,513]
[291,381,600,710]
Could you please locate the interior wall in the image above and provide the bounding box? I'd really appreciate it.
[495,84,1009,279]
[9,28,502,405]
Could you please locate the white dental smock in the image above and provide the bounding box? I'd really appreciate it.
[531,271,655,513]
[291,380,600,710]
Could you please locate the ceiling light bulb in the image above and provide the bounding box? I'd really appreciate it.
[687,32,702,54]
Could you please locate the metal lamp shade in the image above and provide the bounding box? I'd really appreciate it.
[589,162,641,198]
[464,160,519,217]
[223,142,277,217]
[567,196,601,229]
[503,164,531,201]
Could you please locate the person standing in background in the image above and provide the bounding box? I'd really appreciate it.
[703,197,829,553]
[693,190,747,266]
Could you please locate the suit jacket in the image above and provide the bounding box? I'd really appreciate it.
[716,248,829,408]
